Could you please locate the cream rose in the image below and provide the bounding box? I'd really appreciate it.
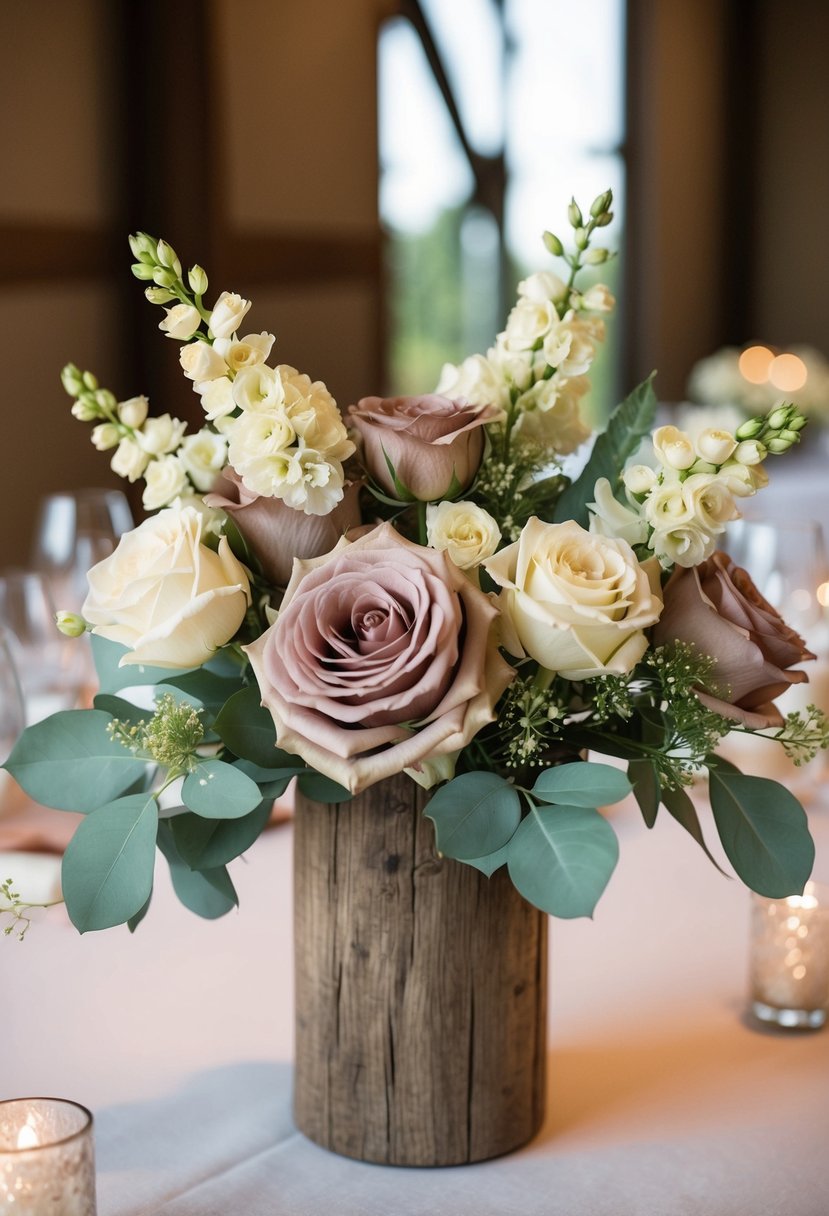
[426,501,501,570]
[209,291,252,339]
[245,523,514,793]
[83,506,251,669]
[485,517,662,678]
[180,341,228,383]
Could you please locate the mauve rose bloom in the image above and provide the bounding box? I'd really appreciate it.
[245,522,515,793]
[348,394,504,502]
[205,468,362,586]
[653,551,814,728]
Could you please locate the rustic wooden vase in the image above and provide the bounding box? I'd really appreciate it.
[293,772,548,1167]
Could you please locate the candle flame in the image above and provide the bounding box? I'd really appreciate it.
[738,345,774,385]
[769,353,807,393]
[16,1116,38,1150]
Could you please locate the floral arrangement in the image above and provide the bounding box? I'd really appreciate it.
[3,190,826,937]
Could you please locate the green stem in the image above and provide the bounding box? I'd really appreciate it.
[417,500,428,546]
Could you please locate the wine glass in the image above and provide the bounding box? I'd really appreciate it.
[0,624,25,811]
[0,571,84,723]
[31,488,133,612]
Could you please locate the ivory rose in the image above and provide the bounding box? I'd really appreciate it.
[426,500,501,570]
[83,505,251,669]
[205,468,362,585]
[485,517,662,678]
[245,523,514,793]
[348,395,503,502]
[653,552,813,728]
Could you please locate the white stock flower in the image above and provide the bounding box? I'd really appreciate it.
[118,395,149,428]
[278,449,346,515]
[91,423,119,451]
[694,428,737,465]
[650,521,715,568]
[643,477,693,531]
[484,518,662,679]
[542,320,595,376]
[195,377,235,422]
[178,429,228,492]
[280,366,355,462]
[111,437,149,482]
[137,413,187,456]
[159,303,201,340]
[180,341,228,382]
[209,291,252,339]
[213,331,275,372]
[83,505,250,669]
[426,501,501,570]
[588,478,648,546]
[487,338,535,394]
[680,473,738,533]
[504,298,557,352]
[512,387,591,456]
[231,364,285,412]
[718,458,769,497]
[228,410,296,490]
[580,284,616,313]
[435,353,510,409]
[142,454,189,511]
[653,425,696,471]
[518,271,567,305]
[623,464,658,496]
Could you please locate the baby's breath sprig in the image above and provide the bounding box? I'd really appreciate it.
[107,694,206,780]
[485,674,570,770]
[760,705,829,767]
[1,878,63,942]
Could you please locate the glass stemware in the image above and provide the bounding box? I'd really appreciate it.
[0,625,25,763]
[31,488,133,612]
[0,571,84,723]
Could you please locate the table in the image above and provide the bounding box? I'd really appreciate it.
[3,791,829,1215]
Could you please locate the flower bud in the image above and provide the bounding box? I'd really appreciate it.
[623,464,657,495]
[91,423,120,450]
[55,611,87,639]
[688,459,717,475]
[788,413,808,431]
[594,211,613,227]
[574,226,588,250]
[779,428,800,445]
[188,264,208,295]
[131,261,156,281]
[71,398,98,422]
[590,189,613,218]
[768,406,790,431]
[734,438,766,465]
[94,388,116,412]
[653,425,696,471]
[156,239,182,277]
[152,265,178,288]
[583,247,609,265]
[60,363,84,396]
[129,232,158,261]
[766,436,791,454]
[118,395,149,428]
[82,371,98,391]
[735,416,763,440]
[145,286,176,304]
[695,427,737,465]
[568,199,583,228]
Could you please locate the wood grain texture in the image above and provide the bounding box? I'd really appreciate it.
[293,774,547,1166]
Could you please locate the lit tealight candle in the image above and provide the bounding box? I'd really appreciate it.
[0,1099,96,1214]
[749,882,829,1029]
[738,344,775,385]
[769,352,808,393]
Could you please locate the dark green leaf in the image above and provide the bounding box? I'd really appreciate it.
[629,759,660,828]
[90,635,189,693]
[425,772,522,860]
[181,759,262,819]
[553,374,657,527]
[164,670,246,716]
[170,800,274,869]
[661,786,728,875]
[127,893,152,934]
[3,710,148,811]
[232,758,304,785]
[533,761,631,807]
[297,772,353,803]
[507,803,619,918]
[213,685,299,768]
[157,823,238,919]
[61,794,158,932]
[708,771,815,897]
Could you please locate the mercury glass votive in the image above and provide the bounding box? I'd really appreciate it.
[0,1099,96,1214]
[749,883,829,1029]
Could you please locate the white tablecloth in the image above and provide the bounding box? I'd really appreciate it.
[4,791,829,1215]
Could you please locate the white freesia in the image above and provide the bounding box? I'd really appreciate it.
[180,341,228,382]
[142,454,188,510]
[580,284,616,313]
[588,478,649,546]
[231,364,285,412]
[110,437,149,482]
[436,353,510,409]
[487,337,535,393]
[228,410,296,493]
[504,298,557,352]
[278,449,346,515]
[680,472,738,533]
[83,505,251,669]
[178,429,228,492]
[485,517,662,679]
[543,320,594,376]
[653,425,696,471]
[623,464,658,495]
[209,291,252,339]
[137,413,187,456]
[718,458,769,497]
[512,387,591,455]
[195,377,235,421]
[650,520,714,568]
[159,303,201,340]
[91,423,119,451]
[734,438,766,466]
[518,271,567,305]
[213,331,275,372]
[643,477,693,531]
[694,427,737,465]
[426,501,501,570]
[118,395,149,428]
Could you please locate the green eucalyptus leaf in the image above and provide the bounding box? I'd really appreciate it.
[463,842,511,877]
[170,800,273,869]
[629,759,660,828]
[181,759,262,819]
[297,772,354,803]
[61,793,158,932]
[661,786,728,875]
[553,373,657,527]
[92,694,150,728]
[157,822,238,919]
[213,686,298,768]
[507,803,619,919]
[425,772,522,860]
[533,762,631,807]
[232,758,304,785]
[3,710,148,811]
[708,770,815,897]
[127,893,152,934]
[164,670,245,716]
[90,635,189,693]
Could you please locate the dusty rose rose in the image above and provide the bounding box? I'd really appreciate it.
[348,394,503,501]
[653,551,813,728]
[245,522,515,793]
[205,468,362,586]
